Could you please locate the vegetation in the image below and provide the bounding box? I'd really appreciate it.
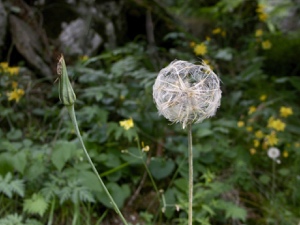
[0,0,300,224]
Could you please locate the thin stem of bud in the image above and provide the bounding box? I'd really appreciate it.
[67,105,129,225]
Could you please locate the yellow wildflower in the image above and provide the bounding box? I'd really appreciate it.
[295,142,300,148]
[283,150,289,158]
[248,106,256,115]
[256,4,268,22]
[190,42,196,47]
[7,66,19,75]
[12,81,18,89]
[280,106,293,118]
[206,36,211,41]
[80,55,89,62]
[7,88,25,102]
[119,118,134,130]
[250,148,256,155]
[142,145,150,152]
[141,142,150,152]
[259,94,267,101]
[258,12,268,22]
[254,139,260,148]
[202,59,213,70]
[262,40,272,50]
[255,29,263,37]
[265,132,278,146]
[221,31,226,37]
[237,121,244,127]
[212,28,222,34]
[246,126,253,132]
[268,118,286,131]
[194,43,207,56]
[255,130,264,139]
[0,62,9,69]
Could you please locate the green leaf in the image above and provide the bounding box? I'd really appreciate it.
[78,170,103,192]
[13,151,27,174]
[24,193,48,217]
[25,161,45,180]
[149,157,175,180]
[202,204,215,216]
[196,128,213,138]
[96,183,130,208]
[0,213,23,225]
[6,129,22,141]
[0,172,24,198]
[174,178,188,192]
[224,203,247,221]
[51,141,76,171]
[259,174,271,184]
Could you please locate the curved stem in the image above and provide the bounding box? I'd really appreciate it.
[67,105,129,225]
[187,124,193,225]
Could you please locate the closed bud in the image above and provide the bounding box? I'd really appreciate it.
[57,55,76,106]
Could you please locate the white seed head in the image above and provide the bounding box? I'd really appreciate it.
[153,60,222,128]
[267,147,280,160]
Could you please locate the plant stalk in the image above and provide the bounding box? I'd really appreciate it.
[67,105,129,225]
[187,124,193,225]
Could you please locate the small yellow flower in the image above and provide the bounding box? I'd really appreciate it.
[256,4,268,22]
[295,142,300,148]
[248,106,257,115]
[80,55,89,62]
[206,36,211,41]
[250,148,256,155]
[258,12,268,22]
[246,126,253,132]
[280,106,293,118]
[268,118,286,131]
[255,29,263,37]
[221,31,226,37]
[259,94,267,101]
[283,150,289,158]
[7,67,19,75]
[190,42,196,47]
[262,40,272,50]
[119,118,134,130]
[212,28,222,34]
[141,141,150,152]
[194,43,207,56]
[255,130,264,139]
[7,88,25,102]
[254,139,260,148]
[0,62,9,70]
[237,121,245,127]
[265,131,278,146]
[12,81,18,89]
[142,145,150,152]
[256,4,265,13]
[202,59,213,70]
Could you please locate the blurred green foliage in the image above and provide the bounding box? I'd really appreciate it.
[0,0,300,224]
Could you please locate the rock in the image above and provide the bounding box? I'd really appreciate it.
[9,14,52,78]
[59,18,102,57]
[0,0,7,56]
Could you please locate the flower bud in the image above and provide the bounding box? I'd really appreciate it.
[57,55,76,106]
[153,60,221,129]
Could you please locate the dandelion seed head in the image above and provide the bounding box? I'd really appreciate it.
[153,60,221,129]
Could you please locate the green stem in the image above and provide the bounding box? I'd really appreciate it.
[271,159,275,203]
[136,136,160,195]
[47,198,55,225]
[187,124,193,225]
[67,105,129,225]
